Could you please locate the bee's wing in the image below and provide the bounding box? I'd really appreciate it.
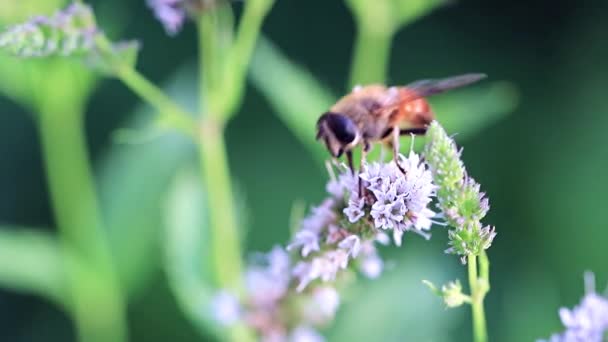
[401,73,487,102]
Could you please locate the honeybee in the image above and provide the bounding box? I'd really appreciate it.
[316,73,486,178]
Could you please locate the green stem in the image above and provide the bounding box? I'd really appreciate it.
[114,64,197,139]
[38,103,127,342]
[467,254,488,342]
[196,3,273,341]
[219,0,273,117]
[198,11,221,116]
[479,250,490,286]
[348,25,392,88]
[198,121,243,292]
[198,122,254,342]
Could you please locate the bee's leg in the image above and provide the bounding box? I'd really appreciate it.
[392,127,407,174]
[346,150,355,176]
[358,141,371,197]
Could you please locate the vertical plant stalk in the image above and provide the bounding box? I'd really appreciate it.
[198,120,244,292]
[38,101,127,342]
[468,253,488,342]
[349,25,392,88]
[195,2,273,340]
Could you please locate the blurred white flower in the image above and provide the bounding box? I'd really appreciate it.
[289,326,325,342]
[300,199,336,233]
[359,253,383,279]
[288,229,321,257]
[542,273,608,342]
[293,250,350,292]
[338,235,361,258]
[302,287,340,325]
[550,293,608,342]
[210,291,240,326]
[246,246,291,306]
[326,171,357,199]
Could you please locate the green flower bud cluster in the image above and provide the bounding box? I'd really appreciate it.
[424,121,496,259]
[0,3,98,58]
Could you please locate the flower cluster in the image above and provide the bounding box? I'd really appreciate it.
[147,0,221,36]
[210,151,438,341]
[0,3,98,57]
[542,274,608,342]
[424,121,496,260]
[354,152,437,244]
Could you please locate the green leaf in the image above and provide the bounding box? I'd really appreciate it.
[163,166,221,338]
[0,227,66,305]
[249,36,335,163]
[98,64,197,296]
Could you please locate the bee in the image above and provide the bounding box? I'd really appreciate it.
[316,73,486,179]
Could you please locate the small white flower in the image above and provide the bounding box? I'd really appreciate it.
[370,202,397,230]
[289,326,325,342]
[301,199,336,233]
[326,172,357,198]
[293,250,350,292]
[287,230,320,257]
[302,286,341,324]
[210,291,241,326]
[313,287,340,318]
[360,254,383,279]
[325,224,347,245]
[343,195,365,223]
[246,247,291,306]
[555,293,608,341]
[321,250,350,279]
[338,235,361,258]
[392,229,404,246]
[375,232,391,245]
[293,261,320,292]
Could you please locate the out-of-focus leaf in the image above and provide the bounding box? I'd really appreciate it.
[329,248,463,341]
[249,36,335,163]
[98,64,198,296]
[0,0,65,25]
[0,227,66,305]
[164,167,220,338]
[432,81,519,139]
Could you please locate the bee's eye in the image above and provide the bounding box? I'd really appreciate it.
[320,112,357,144]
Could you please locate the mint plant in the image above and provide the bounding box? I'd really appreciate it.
[0,1,520,341]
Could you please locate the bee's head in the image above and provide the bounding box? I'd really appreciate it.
[316,112,359,158]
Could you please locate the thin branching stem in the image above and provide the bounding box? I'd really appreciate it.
[468,254,488,342]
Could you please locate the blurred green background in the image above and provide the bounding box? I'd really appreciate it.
[1,0,607,341]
